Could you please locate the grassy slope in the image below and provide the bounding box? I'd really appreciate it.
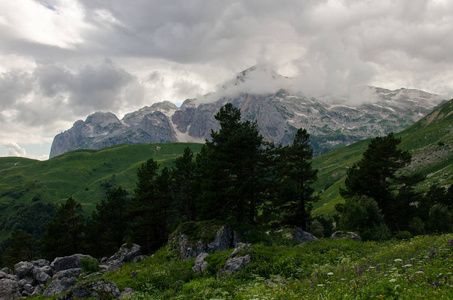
[32,233,453,299]
[0,143,203,243]
[312,99,453,217]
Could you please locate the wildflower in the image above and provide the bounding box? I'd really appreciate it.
[327,272,334,276]
[394,259,403,262]
[403,264,413,268]
[317,284,325,287]
[389,279,397,283]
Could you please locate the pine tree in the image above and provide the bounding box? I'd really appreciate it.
[199,103,265,223]
[85,187,130,257]
[2,230,36,267]
[340,132,413,229]
[277,128,318,230]
[40,197,86,260]
[172,147,198,222]
[129,159,169,252]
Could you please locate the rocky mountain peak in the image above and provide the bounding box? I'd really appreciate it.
[49,67,448,158]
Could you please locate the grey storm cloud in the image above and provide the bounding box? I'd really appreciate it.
[1,0,453,159]
[0,71,34,109]
[0,60,142,127]
[67,60,135,114]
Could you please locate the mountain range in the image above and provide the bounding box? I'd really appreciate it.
[50,66,446,158]
[2,96,452,250]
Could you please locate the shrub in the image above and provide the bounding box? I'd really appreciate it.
[80,257,100,273]
[427,204,451,233]
[409,217,425,236]
[395,231,412,240]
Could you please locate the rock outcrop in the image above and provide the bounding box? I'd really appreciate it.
[0,244,136,299]
[170,224,241,260]
[50,103,178,158]
[100,243,142,271]
[220,243,252,274]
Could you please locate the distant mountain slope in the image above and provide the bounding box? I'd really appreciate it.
[312,98,453,217]
[0,143,202,248]
[50,66,445,158]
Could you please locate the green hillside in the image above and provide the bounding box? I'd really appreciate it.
[312,99,453,217]
[0,143,203,246]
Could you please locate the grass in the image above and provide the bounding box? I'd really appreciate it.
[0,142,203,247]
[311,98,453,216]
[29,233,453,299]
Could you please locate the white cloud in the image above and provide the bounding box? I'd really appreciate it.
[2,141,26,157]
[0,0,453,159]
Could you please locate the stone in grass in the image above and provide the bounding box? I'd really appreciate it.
[292,228,318,243]
[221,255,252,274]
[51,254,94,272]
[330,231,362,242]
[192,253,209,274]
[70,280,121,299]
[42,277,77,297]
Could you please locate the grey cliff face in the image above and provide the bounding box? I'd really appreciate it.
[50,68,446,158]
[50,107,178,158]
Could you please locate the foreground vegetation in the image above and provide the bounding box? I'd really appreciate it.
[30,233,453,299]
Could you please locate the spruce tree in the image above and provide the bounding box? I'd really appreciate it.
[85,187,129,257]
[340,132,413,230]
[200,103,264,223]
[172,147,198,222]
[2,230,36,267]
[278,128,318,230]
[40,197,85,260]
[129,159,169,252]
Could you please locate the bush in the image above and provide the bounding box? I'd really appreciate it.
[336,196,388,240]
[80,257,100,273]
[395,231,412,240]
[409,217,425,236]
[427,204,451,233]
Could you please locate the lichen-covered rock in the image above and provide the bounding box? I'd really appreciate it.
[229,243,252,258]
[107,244,141,264]
[51,254,94,272]
[69,280,121,299]
[171,223,241,260]
[33,268,51,284]
[292,228,318,243]
[42,277,77,297]
[192,253,209,274]
[31,259,50,267]
[53,268,82,280]
[31,284,44,297]
[1,267,13,275]
[0,271,7,279]
[14,261,34,279]
[222,255,251,274]
[0,279,21,299]
[132,255,147,263]
[331,231,362,242]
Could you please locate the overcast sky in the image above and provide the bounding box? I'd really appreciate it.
[1,0,453,160]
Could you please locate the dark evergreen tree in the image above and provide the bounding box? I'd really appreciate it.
[199,103,265,223]
[340,133,413,230]
[85,187,130,257]
[172,147,198,222]
[129,159,169,252]
[40,197,85,260]
[2,230,36,267]
[277,128,318,230]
